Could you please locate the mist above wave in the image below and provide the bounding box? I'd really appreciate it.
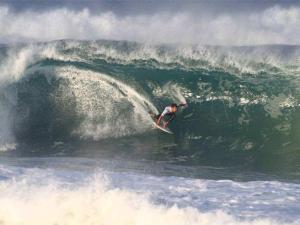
[0,5,300,45]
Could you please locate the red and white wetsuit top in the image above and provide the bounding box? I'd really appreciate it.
[161,106,173,116]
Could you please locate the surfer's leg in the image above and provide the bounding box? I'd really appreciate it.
[164,114,175,126]
[155,114,161,120]
[168,114,176,122]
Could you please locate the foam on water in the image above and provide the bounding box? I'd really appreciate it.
[151,82,187,104]
[0,158,299,225]
[55,66,157,139]
[67,41,300,75]
[0,44,65,84]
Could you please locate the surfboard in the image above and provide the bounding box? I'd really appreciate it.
[149,111,174,134]
[152,121,174,134]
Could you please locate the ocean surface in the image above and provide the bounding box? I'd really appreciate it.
[0,40,300,225]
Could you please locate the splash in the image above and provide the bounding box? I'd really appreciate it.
[55,66,157,139]
[0,168,295,225]
[152,82,187,104]
[1,6,300,45]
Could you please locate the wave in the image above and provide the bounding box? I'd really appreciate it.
[1,40,299,80]
[41,40,300,75]
[0,158,299,225]
[0,40,300,172]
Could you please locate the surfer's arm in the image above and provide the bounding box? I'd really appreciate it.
[178,103,187,108]
[157,107,168,125]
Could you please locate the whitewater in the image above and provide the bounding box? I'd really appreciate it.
[0,40,300,225]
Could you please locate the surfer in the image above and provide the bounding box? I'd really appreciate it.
[156,103,186,128]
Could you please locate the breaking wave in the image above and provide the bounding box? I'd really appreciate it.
[0,40,300,172]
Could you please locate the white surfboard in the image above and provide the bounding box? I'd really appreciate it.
[152,121,174,134]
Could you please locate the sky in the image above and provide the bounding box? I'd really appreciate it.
[2,0,299,15]
[0,0,300,45]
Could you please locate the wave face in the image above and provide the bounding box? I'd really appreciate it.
[0,40,300,173]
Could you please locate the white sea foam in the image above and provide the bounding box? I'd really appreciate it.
[0,179,263,225]
[152,82,187,104]
[0,160,299,225]
[0,43,78,84]
[1,41,299,85]
[55,66,157,139]
[0,88,17,151]
[59,41,300,75]
[0,5,300,46]
[0,143,16,152]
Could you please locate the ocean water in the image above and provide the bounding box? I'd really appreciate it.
[0,40,300,224]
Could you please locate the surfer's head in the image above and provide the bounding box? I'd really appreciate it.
[170,103,178,112]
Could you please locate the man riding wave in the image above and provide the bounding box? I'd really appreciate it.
[155,103,187,128]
